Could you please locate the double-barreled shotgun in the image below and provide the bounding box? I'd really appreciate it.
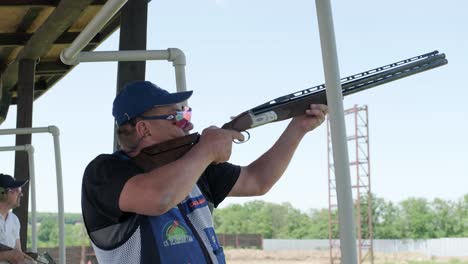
[132,50,447,172]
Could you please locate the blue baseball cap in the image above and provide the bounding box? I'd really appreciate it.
[113,81,193,126]
[0,173,28,189]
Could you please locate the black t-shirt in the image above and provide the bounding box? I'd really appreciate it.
[82,153,241,234]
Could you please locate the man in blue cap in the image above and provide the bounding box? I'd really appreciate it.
[81,80,327,264]
[0,173,34,264]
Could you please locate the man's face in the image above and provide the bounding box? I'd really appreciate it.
[140,104,193,144]
[7,187,23,208]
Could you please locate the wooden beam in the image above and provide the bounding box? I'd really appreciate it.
[0,81,12,124]
[0,0,106,6]
[1,0,95,93]
[10,79,48,104]
[0,6,42,123]
[0,0,59,6]
[0,32,101,47]
[116,0,148,91]
[35,61,70,75]
[13,59,36,251]
[114,0,148,150]
[17,7,43,32]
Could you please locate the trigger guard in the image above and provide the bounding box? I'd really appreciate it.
[233,131,250,144]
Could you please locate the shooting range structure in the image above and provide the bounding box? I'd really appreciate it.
[0,1,125,260]
[0,0,402,263]
[327,105,374,264]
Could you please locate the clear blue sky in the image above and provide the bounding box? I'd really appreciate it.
[0,0,466,213]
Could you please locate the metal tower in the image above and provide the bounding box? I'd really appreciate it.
[327,105,374,263]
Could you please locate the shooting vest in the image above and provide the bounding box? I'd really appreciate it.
[89,152,225,264]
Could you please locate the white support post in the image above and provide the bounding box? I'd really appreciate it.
[0,126,66,264]
[315,0,358,263]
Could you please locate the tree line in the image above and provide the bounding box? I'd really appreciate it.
[25,193,467,248]
[213,193,468,239]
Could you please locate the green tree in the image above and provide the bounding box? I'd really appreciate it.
[431,198,457,237]
[37,217,58,247]
[214,200,317,239]
[453,194,468,237]
[373,199,403,239]
[399,198,434,238]
[307,208,336,239]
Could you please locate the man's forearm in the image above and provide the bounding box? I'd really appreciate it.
[244,123,306,193]
[120,142,214,215]
[0,250,9,262]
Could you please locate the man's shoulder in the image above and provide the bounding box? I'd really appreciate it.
[83,152,141,185]
[90,153,122,164]
[85,153,125,171]
[6,212,19,225]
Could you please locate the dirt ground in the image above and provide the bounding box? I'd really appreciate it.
[224,249,468,264]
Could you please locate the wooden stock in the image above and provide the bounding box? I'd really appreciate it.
[131,133,200,172]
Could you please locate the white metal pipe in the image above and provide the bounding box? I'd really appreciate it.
[0,145,37,251]
[315,1,358,263]
[75,50,171,64]
[0,127,51,135]
[63,49,188,93]
[26,145,37,252]
[0,126,66,264]
[49,126,65,264]
[174,65,187,93]
[60,0,129,65]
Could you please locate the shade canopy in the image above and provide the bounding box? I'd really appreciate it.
[0,0,122,123]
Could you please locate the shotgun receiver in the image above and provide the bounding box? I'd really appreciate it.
[132,50,447,171]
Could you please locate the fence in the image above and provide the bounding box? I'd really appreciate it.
[264,238,468,257]
[218,233,263,249]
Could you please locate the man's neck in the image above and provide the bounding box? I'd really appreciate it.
[0,204,11,219]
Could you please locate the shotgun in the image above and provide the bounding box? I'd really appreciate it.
[132,50,447,171]
[0,242,56,264]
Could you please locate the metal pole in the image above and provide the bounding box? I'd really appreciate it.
[50,127,65,264]
[315,1,358,263]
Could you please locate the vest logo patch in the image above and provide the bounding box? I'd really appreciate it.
[184,195,207,213]
[162,220,194,247]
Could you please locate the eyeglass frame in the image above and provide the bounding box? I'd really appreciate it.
[118,107,192,127]
[139,107,191,122]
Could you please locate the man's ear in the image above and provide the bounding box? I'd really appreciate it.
[135,121,150,138]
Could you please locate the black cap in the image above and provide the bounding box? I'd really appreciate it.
[0,173,28,189]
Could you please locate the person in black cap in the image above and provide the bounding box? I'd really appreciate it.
[0,173,34,264]
[81,80,327,264]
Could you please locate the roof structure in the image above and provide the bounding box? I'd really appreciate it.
[0,0,121,123]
